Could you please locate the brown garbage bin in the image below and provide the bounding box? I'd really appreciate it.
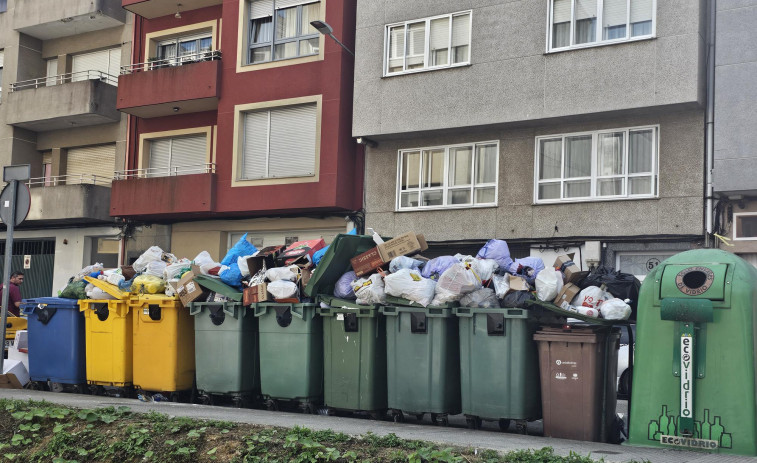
[534,325,620,442]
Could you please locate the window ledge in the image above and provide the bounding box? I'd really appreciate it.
[533,195,659,206]
[395,203,497,213]
[383,62,471,78]
[545,35,655,55]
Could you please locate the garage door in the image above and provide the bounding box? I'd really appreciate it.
[67,144,116,185]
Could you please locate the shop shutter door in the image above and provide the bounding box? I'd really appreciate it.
[66,144,116,185]
[268,103,316,178]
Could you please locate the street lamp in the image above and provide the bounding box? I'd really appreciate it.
[310,20,354,56]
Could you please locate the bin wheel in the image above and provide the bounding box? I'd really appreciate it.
[199,394,213,406]
[27,381,43,391]
[303,403,318,415]
[89,385,104,396]
[265,399,279,411]
[431,414,449,427]
[232,396,245,408]
[170,392,181,403]
[392,411,404,423]
[414,413,425,421]
[515,420,528,435]
[498,419,511,432]
[71,384,85,395]
[466,416,482,430]
[618,369,632,397]
[369,411,385,421]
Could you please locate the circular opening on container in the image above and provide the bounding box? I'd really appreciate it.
[682,270,708,289]
[95,304,109,321]
[148,305,161,321]
[210,311,225,326]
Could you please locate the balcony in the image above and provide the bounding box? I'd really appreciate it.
[6,71,120,132]
[111,164,216,219]
[117,52,221,118]
[21,175,113,226]
[122,0,223,19]
[14,0,126,40]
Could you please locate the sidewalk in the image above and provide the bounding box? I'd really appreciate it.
[0,389,751,463]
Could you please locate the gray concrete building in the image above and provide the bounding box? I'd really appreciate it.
[712,0,757,264]
[354,0,708,279]
[0,0,145,295]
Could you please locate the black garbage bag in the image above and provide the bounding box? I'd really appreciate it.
[578,267,641,318]
[500,290,535,309]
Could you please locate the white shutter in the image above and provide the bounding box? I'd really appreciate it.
[170,135,207,172]
[603,0,627,26]
[451,13,470,47]
[42,152,52,165]
[67,144,116,184]
[275,0,310,9]
[429,17,449,51]
[148,139,171,176]
[108,48,121,77]
[72,49,110,82]
[243,111,270,179]
[268,104,316,178]
[251,0,274,18]
[389,26,405,59]
[553,0,572,23]
[46,59,59,86]
[630,0,653,23]
[575,0,598,20]
[0,50,4,67]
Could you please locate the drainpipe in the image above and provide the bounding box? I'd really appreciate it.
[705,0,716,247]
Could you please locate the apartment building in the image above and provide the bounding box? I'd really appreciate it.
[112,0,361,262]
[354,0,708,279]
[712,0,757,264]
[0,0,134,295]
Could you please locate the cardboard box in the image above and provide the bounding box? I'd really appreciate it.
[243,283,271,305]
[553,254,590,284]
[554,283,581,306]
[175,267,210,307]
[350,232,429,277]
[508,276,530,292]
[246,245,285,277]
[278,239,326,265]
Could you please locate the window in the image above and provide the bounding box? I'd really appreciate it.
[535,126,657,203]
[247,0,320,64]
[397,142,498,210]
[241,103,317,179]
[734,213,757,241]
[148,134,208,177]
[71,48,120,86]
[386,11,471,76]
[0,0,6,13]
[616,251,674,281]
[156,33,213,65]
[549,0,654,51]
[0,50,4,100]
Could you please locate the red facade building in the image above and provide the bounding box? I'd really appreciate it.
[112,0,361,259]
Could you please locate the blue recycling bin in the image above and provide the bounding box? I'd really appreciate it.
[21,298,86,389]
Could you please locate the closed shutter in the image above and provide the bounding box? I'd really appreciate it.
[553,0,572,23]
[170,135,207,172]
[72,49,110,82]
[42,152,52,165]
[0,50,4,96]
[108,48,121,77]
[575,0,597,20]
[66,144,116,184]
[243,111,270,179]
[275,0,311,9]
[0,50,4,67]
[388,26,405,62]
[268,103,316,178]
[429,17,449,51]
[251,0,274,18]
[148,139,171,177]
[451,13,471,47]
[630,0,653,23]
[604,0,627,26]
[46,59,58,86]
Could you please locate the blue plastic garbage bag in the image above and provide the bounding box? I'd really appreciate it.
[389,256,425,274]
[476,239,513,270]
[506,257,546,284]
[334,271,357,299]
[421,256,458,280]
[220,263,244,289]
[221,233,258,267]
[313,228,357,266]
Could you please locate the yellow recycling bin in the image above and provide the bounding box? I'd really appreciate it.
[80,278,133,390]
[130,294,195,397]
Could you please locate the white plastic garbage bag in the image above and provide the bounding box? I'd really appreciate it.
[265,266,299,282]
[133,246,164,272]
[86,286,116,300]
[237,254,256,277]
[193,250,216,268]
[267,280,299,299]
[384,269,437,307]
[431,263,482,305]
[460,288,499,308]
[535,269,563,302]
[572,285,613,309]
[601,298,632,320]
[105,272,125,286]
[164,259,191,281]
[145,260,167,278]
[492,274,510,299]
[352,274,386,305]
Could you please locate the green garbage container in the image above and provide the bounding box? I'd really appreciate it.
[629,249,757,456]
[305,232,388,416]
[255,302,322,412]
[381,305,460,425]
[190,275,258,407]
[455,307,541,433]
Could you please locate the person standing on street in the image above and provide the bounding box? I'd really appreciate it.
[0,271,24,317]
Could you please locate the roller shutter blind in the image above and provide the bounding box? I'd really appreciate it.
[72,48,120,83]
[630,0,653,23]
[451,13,471,47]
[148,135,206,176]
[243,111,269,179]
[66,144,116,184]
[429,17,449,51]
[251,0,274,18]
[276,0,312,9]
[575,0,597,20]
[604,0,627,26]
[553,0,572,22]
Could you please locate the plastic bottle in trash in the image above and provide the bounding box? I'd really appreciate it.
[366,228,384,245]
[153,393,168,402]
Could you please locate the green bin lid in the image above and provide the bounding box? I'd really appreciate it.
[193,275,243,302]
[304,233,378,298]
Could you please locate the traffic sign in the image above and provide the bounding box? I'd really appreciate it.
[0,182,31,227]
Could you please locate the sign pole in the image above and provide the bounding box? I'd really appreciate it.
[0,179,18,374]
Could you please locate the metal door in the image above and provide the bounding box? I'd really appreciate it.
[0,240,55,298]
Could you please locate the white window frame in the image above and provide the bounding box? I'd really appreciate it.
[615,250,675,281]
[396,141,499,212]
[247,0,321,65]
[383,10,472,77]
[533,125,659,204]
[733,212,757,241]
[546,0,657,53]
[156,33,213,65]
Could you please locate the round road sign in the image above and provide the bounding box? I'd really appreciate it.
[0,182,31,227]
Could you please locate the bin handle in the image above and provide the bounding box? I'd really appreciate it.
[223,304,237,318]
[291,306,304,319]
[455,308,473,318]
[253,304,267,317]
[189,305,203,316]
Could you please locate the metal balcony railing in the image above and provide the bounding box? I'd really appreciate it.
[114,163,216,180]
[9,70,118,92]
[26,174,113,187]
[120,50,222,75]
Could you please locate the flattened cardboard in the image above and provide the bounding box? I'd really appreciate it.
[176,266,210,307]
[554,283,581,306]
[243,283,271,305]
[508,276,530,292]
[246,245,285,277]
[350,232,428,277]
[350,247,386,277]
[553,254,590,283]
